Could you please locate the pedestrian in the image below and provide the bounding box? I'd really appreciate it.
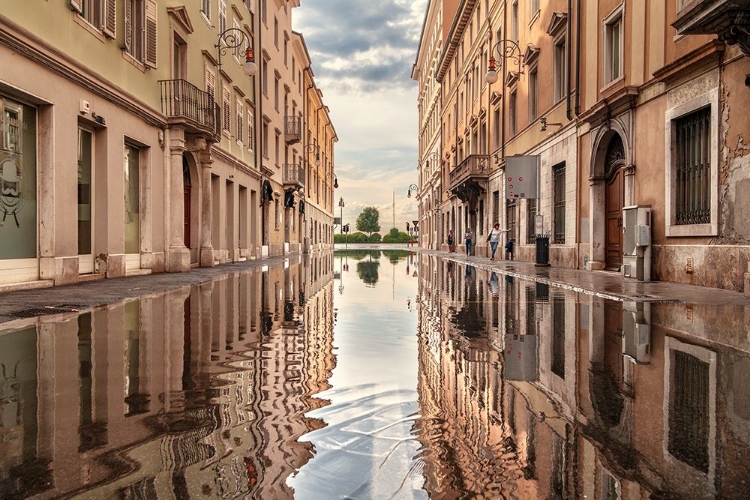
[464,228,473,256]
[486,223,509,260]
[447,230,454,252]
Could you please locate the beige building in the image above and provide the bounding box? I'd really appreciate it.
[0,0,335,292]
[416,0,750,293]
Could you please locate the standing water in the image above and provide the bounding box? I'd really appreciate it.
[0,249,749,499]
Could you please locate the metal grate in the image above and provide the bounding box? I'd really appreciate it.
[676,107,711,225]
[553,163,566,244]
[6,305,85,318]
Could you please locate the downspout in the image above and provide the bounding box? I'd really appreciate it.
[575,0,581,115]
[303,69,313,250]
[257,16,265,248]
[501,4,507,162]
[566,0,573,120]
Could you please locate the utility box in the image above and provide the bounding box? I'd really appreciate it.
[622,301,651,364]
[622,205,652,282]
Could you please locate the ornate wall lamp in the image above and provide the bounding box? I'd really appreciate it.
[407,184,419,198]
[306,143,321,166]
[216,28,257,76]
[484,39,523,84]
[327,173,339,189]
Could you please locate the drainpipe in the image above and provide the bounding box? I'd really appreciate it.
[566,0,573,120]
[575,0,581,116]
[257,15,265,249]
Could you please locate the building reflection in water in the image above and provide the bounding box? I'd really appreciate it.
[0,253,336,499]
[415,254,750,499]
[2,251,750,498]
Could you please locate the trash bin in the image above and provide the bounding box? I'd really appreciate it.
[505,238,515,260]
[535,235,550,266]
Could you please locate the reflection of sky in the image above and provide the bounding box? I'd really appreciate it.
[289,251,425,499]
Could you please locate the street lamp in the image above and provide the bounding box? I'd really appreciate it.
[484,39,523,84]
[327,172,339,189]
[306,143,321,166]
[216,28,257,76]
[407,183,418,198]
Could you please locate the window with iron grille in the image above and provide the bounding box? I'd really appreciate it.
[493,190,500,225]
[525,286,536,335]
[668,350,709,472]
[553,162,565,243]
[527,198,537,244]
[675,107,711,225]
[505,276,518,335]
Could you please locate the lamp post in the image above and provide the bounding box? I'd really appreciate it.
[338,196,345,233]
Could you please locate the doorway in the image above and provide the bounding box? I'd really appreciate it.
[183,155,191,249]
[604,135,625,271]
[78,127,94,274]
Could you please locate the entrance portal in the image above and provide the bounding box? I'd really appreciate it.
[604,135,625,271]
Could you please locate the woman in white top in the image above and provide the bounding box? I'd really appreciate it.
[487,223,508,260]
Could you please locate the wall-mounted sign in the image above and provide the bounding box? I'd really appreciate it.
[505,155,540,199]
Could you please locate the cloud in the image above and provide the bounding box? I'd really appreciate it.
[294,0,428,229]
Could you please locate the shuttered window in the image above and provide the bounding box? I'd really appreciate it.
[222,85,231,133]
[247,108,254,153]
[236,99,243,145]
[123,0,156,68]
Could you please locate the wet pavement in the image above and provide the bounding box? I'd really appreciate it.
[2,246,748,326]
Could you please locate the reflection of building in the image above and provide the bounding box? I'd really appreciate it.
[0,2,335,291]
[416,260,750,498]
[0,256,335,498]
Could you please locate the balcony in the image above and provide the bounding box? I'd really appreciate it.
[673,0,750,55]
[283,163,305,190]
[284,116,302,144]
[159,79,220,140]
[448,154,490,203]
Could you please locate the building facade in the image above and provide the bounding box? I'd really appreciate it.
[0,0,335,292]
[416,0,750,294]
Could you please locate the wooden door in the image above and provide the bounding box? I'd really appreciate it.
[605,168,624,270]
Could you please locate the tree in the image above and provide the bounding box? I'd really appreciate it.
[356,206,381,236]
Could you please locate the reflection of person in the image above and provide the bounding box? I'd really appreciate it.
[489,271,499,295]
[447,230,454,252]
[487,223,509,260]
[464,228,473,256]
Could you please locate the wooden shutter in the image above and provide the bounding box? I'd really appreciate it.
[69,0,83,14]
[102,0,116,38]
[144,0,157,68]
[123,0,132,52]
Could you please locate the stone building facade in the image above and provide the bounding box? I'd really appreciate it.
[0,0,335,292]
[414,0,750,293]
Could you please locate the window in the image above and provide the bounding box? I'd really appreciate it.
[124,0,157,68]
[274,74,280,111]
[554,37,566,102]
[236,98,243,144]
[604,9,623,83]
[205,66,216,100]
[124,144,140,254]
[528,67,538,121]
[506,198,517,243]
[274,18,279,47]
[0,97,37,260]
[262,119,269,158]
[72,0,116,38]
[553,162,566,244]
[247,108,254,152]
[260,0,266,25]
[530,0,539,16]
[201,0,211,20]
[511,1,519,42]
[219,0,226,34]
[222,84,231,133]
[261,57,268,95]
[675,107,711,226]
[665,88,718,237]
[527,198,537,243]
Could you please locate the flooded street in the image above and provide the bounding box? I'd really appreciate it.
[1,250,750,499]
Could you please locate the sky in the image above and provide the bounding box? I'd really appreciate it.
[294,0,429,232]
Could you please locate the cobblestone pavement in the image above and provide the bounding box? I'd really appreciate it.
[1,245,748,326]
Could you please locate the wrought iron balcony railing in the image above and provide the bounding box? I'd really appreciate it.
[284,116,302,144]
[448,154,490,189]
[282,163,305,188]
[159,79,220,138]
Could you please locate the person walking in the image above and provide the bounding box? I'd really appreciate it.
[447,230,454,252]
[464,228,473,256]
[487,223,509,260]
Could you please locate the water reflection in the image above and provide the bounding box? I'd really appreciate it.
[1,250,750,499]
[0,254,336,499]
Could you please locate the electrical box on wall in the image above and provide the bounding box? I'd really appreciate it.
[80,99,90,114]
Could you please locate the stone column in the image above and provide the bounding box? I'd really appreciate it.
[166,128,190,272]
[199,146,215,267]
[588,178,606,270]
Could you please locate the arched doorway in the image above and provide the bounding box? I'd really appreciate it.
[604,135,626,270]
[182,152,200,264]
